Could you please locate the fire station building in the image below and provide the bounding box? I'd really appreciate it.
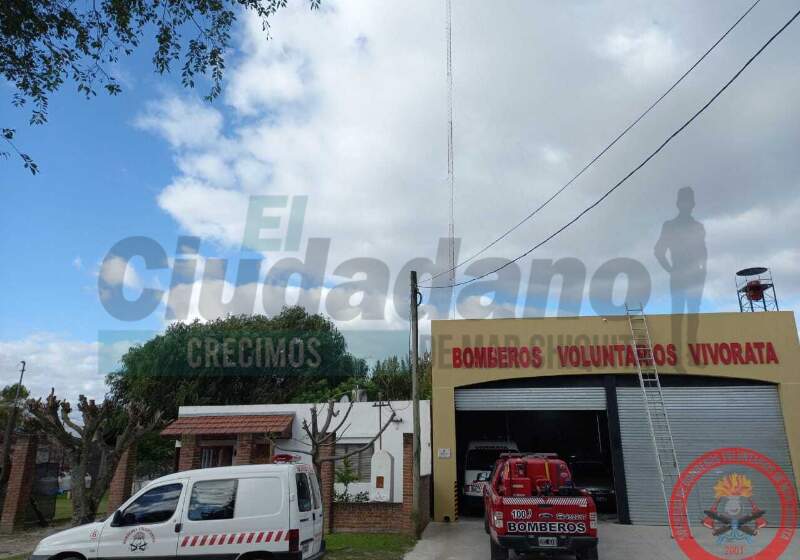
[431,311,800,525]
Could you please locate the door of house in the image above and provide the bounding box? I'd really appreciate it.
[200,446,233,468]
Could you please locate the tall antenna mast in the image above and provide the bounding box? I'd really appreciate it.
[446,0,455,318]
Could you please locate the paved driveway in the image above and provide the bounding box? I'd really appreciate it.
[404,518,800,560]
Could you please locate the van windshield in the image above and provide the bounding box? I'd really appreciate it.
[466,449,511,471]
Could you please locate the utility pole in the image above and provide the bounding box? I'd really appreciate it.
[1,361,27,486]
[372,395,391,450]
[410,271,421,535]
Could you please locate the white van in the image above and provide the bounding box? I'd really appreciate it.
[31,461,325,560]
[462,440,518,511]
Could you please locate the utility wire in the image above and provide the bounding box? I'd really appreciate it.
[427,5,800,289]
[421,0,762,286]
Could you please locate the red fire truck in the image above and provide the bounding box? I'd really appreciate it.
[484,453,599,560]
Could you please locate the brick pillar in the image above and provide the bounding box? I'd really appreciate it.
[319,434,334,534]
[0,435,38,533]
[233,434,254,465]
[178,435,201,471]
[107,446,137,514]
[401,433,414,535]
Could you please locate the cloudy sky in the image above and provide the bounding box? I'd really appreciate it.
[2,0,799,401]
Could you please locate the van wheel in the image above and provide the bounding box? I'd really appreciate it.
[489,536,508,560]
[577,544,599,560]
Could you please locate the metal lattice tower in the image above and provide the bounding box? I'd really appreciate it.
[626,304,691,536]
[736,266,779,312]
[446,0,455,317]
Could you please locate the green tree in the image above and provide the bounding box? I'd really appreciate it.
[135,431,176,479]
[333,456,358,501]
[0,383,30,489]
[109,306,367,420]
[1,0,321,172]
[368,352,432,401]
[0,383,30,430]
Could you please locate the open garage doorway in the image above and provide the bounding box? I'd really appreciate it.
[455,381,619,519]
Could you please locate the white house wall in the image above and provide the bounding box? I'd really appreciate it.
[177,400,432,504]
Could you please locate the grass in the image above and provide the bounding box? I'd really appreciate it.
[53,493,109,522]
[325,533,416,560]
[3,533,415,560]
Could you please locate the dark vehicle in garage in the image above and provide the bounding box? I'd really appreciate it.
[569,459,616,513]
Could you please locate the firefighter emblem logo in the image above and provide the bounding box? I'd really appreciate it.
[123,527,155,553]
[702,473,766,544]
[668,447,797,560]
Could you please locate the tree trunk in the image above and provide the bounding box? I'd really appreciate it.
[312,450,322,491]
[69,470,95,525]
[69,451,101,525]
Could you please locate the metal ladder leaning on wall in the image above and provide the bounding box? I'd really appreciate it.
[625,304,691,536]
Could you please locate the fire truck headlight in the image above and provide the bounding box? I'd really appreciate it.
[493,511,504,529]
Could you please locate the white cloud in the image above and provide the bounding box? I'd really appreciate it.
[99,255,141,289]
[599,27,682,83]
[134,96,224,149]
[157,178,251,245]
[72,256,83,270]
[227,53,306,115]
[135,0,800,322]
[164,267,408,331]
[0,334,104,402]
[540,145,568,165]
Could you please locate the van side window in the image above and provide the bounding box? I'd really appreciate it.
[188,480,238,521]
[296,473,312,512]
[120,483,182,525]
[236,477,283,517]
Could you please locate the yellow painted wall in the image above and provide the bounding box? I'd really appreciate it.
[431,311,800,522]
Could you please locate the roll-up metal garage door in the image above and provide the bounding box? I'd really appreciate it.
[618,385,797,525]
[455,387,606,411]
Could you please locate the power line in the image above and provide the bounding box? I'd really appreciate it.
[421,0,763,286]
[427,5,800,290]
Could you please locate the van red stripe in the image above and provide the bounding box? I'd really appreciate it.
[255,532,264,543]
[246,533,255,543]
[265,531,273,542]
[237,533,245,544]
[227,534,236,544]
[181,537,190,547]
[284,531,291,541]
[199,535,208,546]
[275,531,283,542]
[209,535,217,545]
[190,536,199,546]
[216,534,225,544]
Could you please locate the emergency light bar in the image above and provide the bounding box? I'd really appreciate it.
[272,453,301,463]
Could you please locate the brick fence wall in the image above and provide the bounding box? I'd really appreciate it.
[107,447,137,513]
[0,435,38,533]
[332,502,405,533]
[327,433,431,536]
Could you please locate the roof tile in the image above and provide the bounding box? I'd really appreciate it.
[160,414,294,438]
